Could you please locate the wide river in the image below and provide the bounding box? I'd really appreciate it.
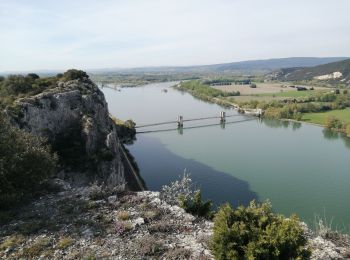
[101,82,350,231]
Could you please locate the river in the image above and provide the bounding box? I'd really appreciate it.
[101,81,350,231]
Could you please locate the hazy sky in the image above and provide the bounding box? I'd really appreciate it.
[1,0,350,71]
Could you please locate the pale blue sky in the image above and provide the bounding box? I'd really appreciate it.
[1,0,349,71]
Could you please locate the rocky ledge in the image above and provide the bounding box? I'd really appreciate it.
[0,179,349,259]
[0,180,212,259]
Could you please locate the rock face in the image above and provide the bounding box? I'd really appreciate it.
[7,78,126,188]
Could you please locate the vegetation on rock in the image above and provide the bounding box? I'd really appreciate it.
[179,190,213,219]
[211,201,311,259]
[0,115,57,209]
[0,74,59,108]
[110,115,136,144]
[62,69,89,81]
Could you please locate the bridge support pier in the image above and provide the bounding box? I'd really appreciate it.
[220,111,226,123]
[177,115,183,128]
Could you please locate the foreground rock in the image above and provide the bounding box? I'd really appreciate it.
[0,180,213,259]
[1,179,349,259]
[301,222,350,259]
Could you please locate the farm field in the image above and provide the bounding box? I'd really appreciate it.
[212,82,329,95]
[212,83,289,95]
[255,89,329,98]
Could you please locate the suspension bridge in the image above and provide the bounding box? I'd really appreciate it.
[135,110,262,134]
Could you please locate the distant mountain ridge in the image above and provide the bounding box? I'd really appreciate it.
[2,57,349,76]
[267,58,350,84]
[191,57,349,72]
[86,57,349,75]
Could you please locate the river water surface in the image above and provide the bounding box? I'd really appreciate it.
[101,82,350,231]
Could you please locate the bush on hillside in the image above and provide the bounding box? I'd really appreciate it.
[179,190,213,219]
[160,172,213,219]
[27,73,40,80]
[211,201,311,259]
[0,75,58,103]
[62,69,89,81]
[0,115,57,209]
[160,171,194,206]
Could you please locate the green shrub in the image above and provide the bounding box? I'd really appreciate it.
[0,115,57,208]
[211,201,311,259]
[27,73,40,80]
[325,116,344,130]
[179,190,213,219]
[62,69,89,81]
[0,74,58,107]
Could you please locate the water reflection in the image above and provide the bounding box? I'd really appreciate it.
[323,129,340,140]
[292,122,302,130]
[323,129,350,150]
[260,118,302,131]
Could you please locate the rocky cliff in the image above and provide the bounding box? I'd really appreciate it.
[6,77,127,188]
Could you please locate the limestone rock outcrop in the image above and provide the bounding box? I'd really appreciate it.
[7,78,126,187]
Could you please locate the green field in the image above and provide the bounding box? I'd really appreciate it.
[302,108,350,125]
[255,90,328,98]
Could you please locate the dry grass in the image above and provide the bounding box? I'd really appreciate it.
[0,235,25,251]
[57,237,74,249]
[143,209,161,220]
[117,211,130,221]
[22,237,51,258]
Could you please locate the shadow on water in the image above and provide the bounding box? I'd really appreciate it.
[126,135,258,208]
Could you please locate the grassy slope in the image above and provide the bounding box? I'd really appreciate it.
[302,108,350,125]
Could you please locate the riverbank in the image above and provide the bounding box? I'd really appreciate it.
[174,80,350,135]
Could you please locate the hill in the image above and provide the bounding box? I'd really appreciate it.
[193,57,349,73]
[89,57,349,75]
[268,59,350,85]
